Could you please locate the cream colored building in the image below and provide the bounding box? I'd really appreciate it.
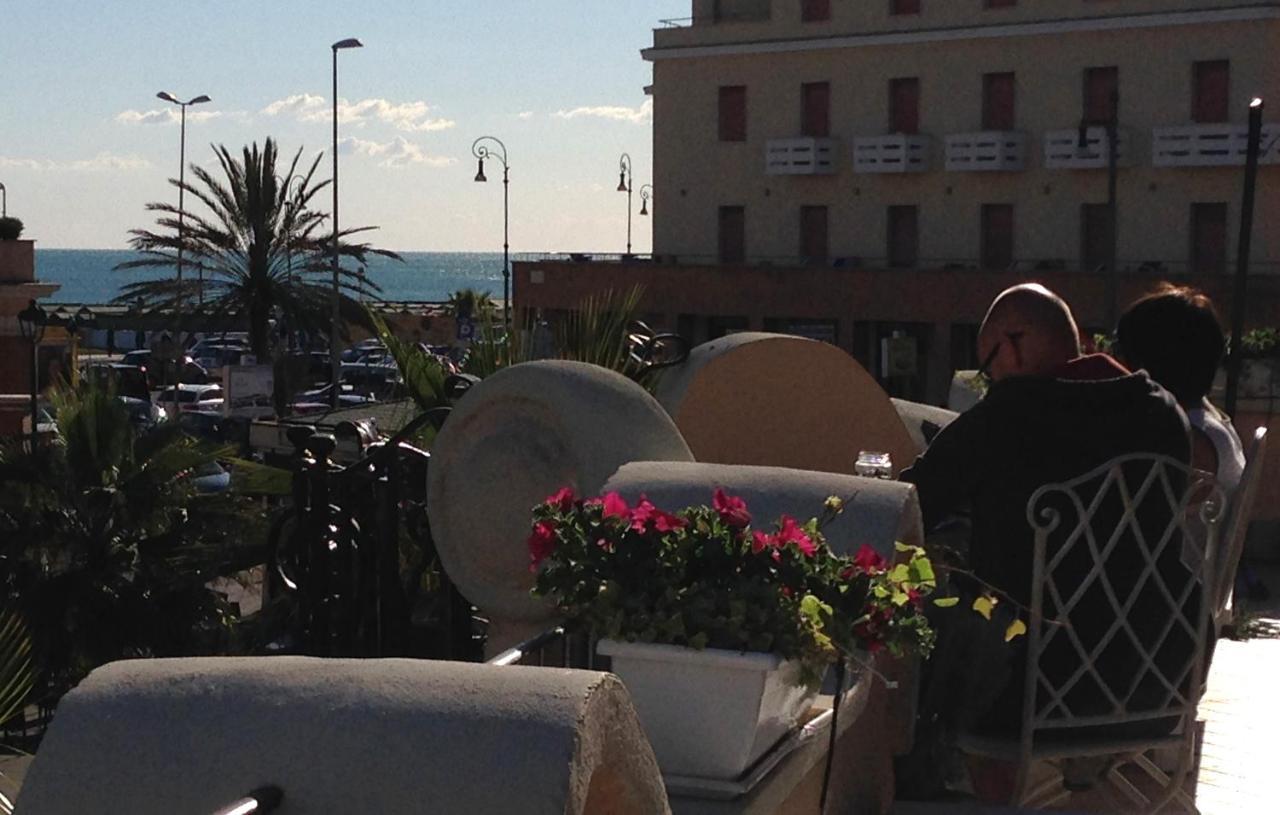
[643,0,1280,274]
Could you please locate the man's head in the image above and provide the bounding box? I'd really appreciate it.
[976,284,1082,383]
[1115,284,1224,407]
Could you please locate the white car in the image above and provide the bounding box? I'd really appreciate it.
[156,384,224,413]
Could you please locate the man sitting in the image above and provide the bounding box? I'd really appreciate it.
[898,284,1192,797]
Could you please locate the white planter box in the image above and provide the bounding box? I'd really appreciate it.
[597,638,817,780]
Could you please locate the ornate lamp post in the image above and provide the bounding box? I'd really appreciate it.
[617,154,633,256]
[330,37,363,409]
[639,184,653,217]
[17,299,46,442]
[472,136,510,329]
[0,181,7,217]
[156,92,212,307]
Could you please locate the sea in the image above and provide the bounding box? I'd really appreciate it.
[35,249,509,305]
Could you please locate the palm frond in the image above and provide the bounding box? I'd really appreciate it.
[0,611,33,729]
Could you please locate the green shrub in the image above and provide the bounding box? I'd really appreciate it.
[0,217,22,241]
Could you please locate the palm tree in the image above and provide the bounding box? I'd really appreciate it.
[446,287,496,321]
[115,138,400,359]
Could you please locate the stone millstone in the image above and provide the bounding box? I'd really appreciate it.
[654,333,918,476]
[428,360,693,636]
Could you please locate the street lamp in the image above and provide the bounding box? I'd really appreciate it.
[639,184,653,217]
[17,299,46,443]
[156,91,212,307]
[1225,96,1266,417]
[330,37,363,409]
[1077,88,1120,328]
[472,136,510,329]
[0,181,6,217]
[617,154,633,256]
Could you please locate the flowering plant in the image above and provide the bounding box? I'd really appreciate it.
[529,487,937,683]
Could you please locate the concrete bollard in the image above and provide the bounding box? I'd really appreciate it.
[17,657,669,815]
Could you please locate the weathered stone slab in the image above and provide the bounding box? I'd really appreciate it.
[655,333,918,477]
[18,657,670,815]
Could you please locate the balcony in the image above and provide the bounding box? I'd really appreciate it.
[765,137,838,175]
[1043,127,1134,169]
[1152,123,1280,167]
[852,134,930,174]
[944,131,1028,172]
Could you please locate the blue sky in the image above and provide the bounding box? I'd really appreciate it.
[0,1,687,251]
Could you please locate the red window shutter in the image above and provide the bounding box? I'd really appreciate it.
[982,72,1016,130]
[1192,203,1228,274]
[981,204,1014,270]
[890,77,920,134]
[1193,61,1230,124]
[719,206,746,264]
[801,0,831,22]
[1083,67,1118,124]
[801,82,830,137]
[800,206,828,264]
[1080,204,1113,271]
[718,86,747,142]
[892,0,921,15]
[888,206,919,268]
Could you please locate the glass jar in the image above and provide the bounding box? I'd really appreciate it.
[855,451,893,480]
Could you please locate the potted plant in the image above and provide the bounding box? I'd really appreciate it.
[1237,328,1280,398]
[0,217,22,241]
[528,487,937,779]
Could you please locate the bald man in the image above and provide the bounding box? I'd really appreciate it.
[897,285,1191,782]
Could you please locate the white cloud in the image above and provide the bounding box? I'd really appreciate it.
[0,152,151,171]
[263,94,455,132]
[115,108,225,125]
[553,98,652,124]
[339,136,455,168]
[517,111,535,120]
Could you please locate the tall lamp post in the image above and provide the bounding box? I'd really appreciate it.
[472,136,510,329]
[0,181,7,217]
[1225,97,1266,417]
[156,92,212,307]
[1078,88,1120,329]
[330,37,363,409]
[617,153,633,256]
[17,300,46,443]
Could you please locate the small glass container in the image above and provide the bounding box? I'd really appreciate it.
[855,451,893,480]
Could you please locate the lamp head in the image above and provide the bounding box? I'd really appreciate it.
[1251,97,1264,110]
[617,171,628,192]
[17,299,45,343]
[190,95,212,105]
[640,200,648,216]
[474,158,487,183]
[332,38,363,50]
[156,91,178,104]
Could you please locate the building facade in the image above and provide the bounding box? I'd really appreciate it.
[517,0,1280,404]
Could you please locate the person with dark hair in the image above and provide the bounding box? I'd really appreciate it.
[1115,285,1245,490]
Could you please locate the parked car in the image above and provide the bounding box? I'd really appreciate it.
[296,383,373,408]
[119,396,167,429]
[178,409,226,441]
[188,334,249,358]
[156,384,224,413]
[191,460,231,494]
[83,363,152,401]
[194,345,254,372]
[119,350,208,386]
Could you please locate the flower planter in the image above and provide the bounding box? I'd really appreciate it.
[598,638,818,780]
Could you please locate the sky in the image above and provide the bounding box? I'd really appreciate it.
[0,1,689,252]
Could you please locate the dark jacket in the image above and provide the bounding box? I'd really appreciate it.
[902,356,1190,605]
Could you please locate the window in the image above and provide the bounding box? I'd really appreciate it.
[801,0,831,22]
[891,0,921,15]
[1083,66,1118,124]
[801,82,830,137]
[719,206,746,264]
[887,206,919,268]
[980,204,1014,270]
[889,77,920,134]
[982,72,1016,130]
[719,86,747,142]
[1080,204,1114,271]
[1193,60,1230,124]
[1191,203,1228,274]
[800,206,828,264]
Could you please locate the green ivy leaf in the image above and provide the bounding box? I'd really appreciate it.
[1004,619,1028,642]
[932,596,960,608]
[972,595,997,621]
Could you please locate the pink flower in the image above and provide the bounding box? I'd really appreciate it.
[601,492,630,521]
[527,520,558,572]
[712,488,752,528]
[852,545,886,575]
[546,487,575,512]
[751,530,775,554]
[654,511,687,533]
[629,496,657,532]
[596,537,615,553]
[776,515,817,558]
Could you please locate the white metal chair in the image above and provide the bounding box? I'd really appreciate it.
[1211,426,1267,631]
[958,453,1226,812]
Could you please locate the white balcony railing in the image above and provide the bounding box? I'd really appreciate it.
[852,134,930,173]
[1152,123,1280,167]
[1043,127,1134,169]
[765,137,838,175]
[944,131,1028,172]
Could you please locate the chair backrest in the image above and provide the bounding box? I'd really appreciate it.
[1019,454,1226,743]
[1212,426,1268,629]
